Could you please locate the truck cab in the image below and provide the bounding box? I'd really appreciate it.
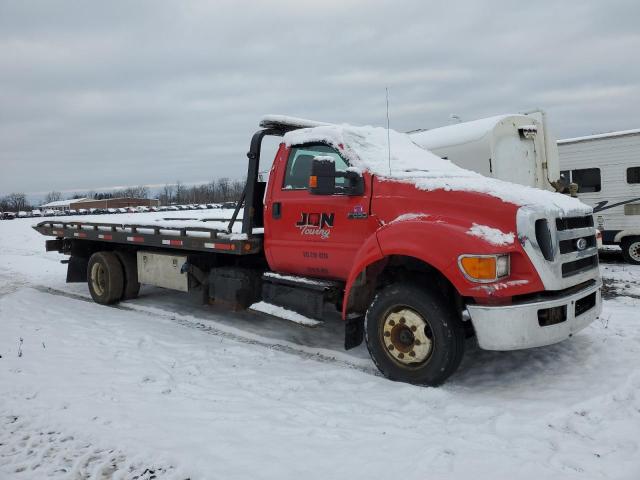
[259,116,601,382]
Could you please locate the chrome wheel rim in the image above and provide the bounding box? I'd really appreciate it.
[629,242,640,262]
[381,308,433,365]
[91,262,106,296]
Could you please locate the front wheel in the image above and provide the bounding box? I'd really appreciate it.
[365,283,464,386]
[621,237,640,265]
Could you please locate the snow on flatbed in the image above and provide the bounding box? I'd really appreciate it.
[34,208,247,235]
[2,218,640,479]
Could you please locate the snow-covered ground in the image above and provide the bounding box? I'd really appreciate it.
[1,217,640,479]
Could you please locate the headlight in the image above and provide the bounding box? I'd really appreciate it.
[458,254,510,283]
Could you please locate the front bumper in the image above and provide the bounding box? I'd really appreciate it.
[467,280,602,351]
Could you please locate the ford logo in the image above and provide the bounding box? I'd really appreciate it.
[575,238,588,251]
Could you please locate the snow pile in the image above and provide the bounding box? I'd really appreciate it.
[260,114,329,130]
[250,301,322,327]
[281,119,591,215]
[284,122,458,178]
[466,223,515,246]
[32,209,256,236]
[263,271,331,287]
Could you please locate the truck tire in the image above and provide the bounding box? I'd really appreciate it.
[621,237,640,265]
[87,252,125,305]
[365,283,464,386]
[115,251,140,300]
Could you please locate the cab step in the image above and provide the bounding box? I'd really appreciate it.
[261,272,344,320]
[249,301,322,327]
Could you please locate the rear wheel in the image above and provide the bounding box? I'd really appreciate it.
[365,283,464,386]
[621,237,640,265]
[87,252,124,305]
[115,251,140,300]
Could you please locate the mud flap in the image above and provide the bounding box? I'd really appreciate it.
[345,316,364,350]
[66,255,88,283]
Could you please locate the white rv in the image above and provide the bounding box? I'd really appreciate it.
[558,129,640,264]
[409,112,561,191]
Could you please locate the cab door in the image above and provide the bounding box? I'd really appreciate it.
[264,143,378,281]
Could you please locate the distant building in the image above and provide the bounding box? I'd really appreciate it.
[41,197,159,211]
[40,198,88,212]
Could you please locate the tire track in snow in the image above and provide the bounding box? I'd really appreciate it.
[30,285,381,378]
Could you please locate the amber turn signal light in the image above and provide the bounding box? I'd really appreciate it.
[309,175,318,188]
[458,254,509,283]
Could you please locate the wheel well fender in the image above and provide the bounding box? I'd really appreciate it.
[342,219,475,319]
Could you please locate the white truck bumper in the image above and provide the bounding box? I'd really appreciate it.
[467,280,602,351]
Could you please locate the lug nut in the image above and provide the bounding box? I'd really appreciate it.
[399,318,406,324]
[388,344,395,350]
[414,339,421,345]
[389,320,395,326]
[411,325,417,332]
[384,331,390,337]
[409,351,416,357]
[398,353,404,359]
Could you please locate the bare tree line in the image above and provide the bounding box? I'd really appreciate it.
[1,178,246,212]
[158,178,244,206]
[0,193,30,212]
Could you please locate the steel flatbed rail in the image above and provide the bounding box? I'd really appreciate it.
[33,220,263,255]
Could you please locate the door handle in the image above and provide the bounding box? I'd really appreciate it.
[272,202,281,219]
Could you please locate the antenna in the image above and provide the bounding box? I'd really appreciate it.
[386,87,391,175]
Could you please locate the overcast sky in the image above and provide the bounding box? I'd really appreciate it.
[1,0,638,197]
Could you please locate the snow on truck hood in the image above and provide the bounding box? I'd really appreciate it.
[271,116,591,216]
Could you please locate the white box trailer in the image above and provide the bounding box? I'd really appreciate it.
[558,129,640,263]
[409,112,561,191]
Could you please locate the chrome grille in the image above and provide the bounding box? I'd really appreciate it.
[556,215,594,231]
[517,208,600,291]
[555,218,599,278]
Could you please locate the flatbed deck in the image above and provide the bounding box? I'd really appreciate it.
[33,216,263,255]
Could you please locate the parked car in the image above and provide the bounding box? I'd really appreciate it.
[31,209,42,217]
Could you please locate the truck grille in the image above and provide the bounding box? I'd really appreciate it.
[556,215,594,231]
[518,209,600,291]
[556,215,599,278]
[559,235,597,254]
[561,255,598,277]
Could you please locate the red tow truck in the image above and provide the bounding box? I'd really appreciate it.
[34,116,602,385]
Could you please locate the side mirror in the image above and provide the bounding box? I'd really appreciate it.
[309,156,365,196]
[309,156,337,195]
